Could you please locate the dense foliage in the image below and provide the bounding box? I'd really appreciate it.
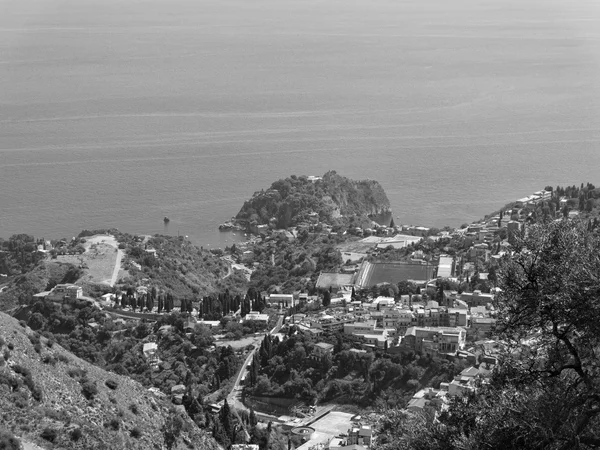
[120,234,248,299]
[245,329,467,408]
[248,232,344,293]
[378,219,600,449]
[235,171,390,229]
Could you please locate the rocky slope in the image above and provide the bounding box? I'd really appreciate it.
[234,171,391,229]
[0,312,220,450]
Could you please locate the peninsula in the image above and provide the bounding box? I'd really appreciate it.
[231,171,392,232]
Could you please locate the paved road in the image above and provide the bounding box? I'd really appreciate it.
[227,314,284,417]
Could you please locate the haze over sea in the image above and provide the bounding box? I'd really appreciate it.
[1,0,600,248]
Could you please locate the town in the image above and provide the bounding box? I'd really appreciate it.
[2,182,598,450]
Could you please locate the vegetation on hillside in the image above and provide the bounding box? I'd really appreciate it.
[235,171,391,229]
[377,219,600,449]
[248,231,345,293]
[116,233,248,299]
[245,328,468,409]
[0,312,219,450]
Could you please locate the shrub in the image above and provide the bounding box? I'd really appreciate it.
[42,355,57,366]
[109,396,117,404]
[12,365,31,378]
[129,403,139,415]
[81,380,98,400]
[7,343,14,350]
[31,386,43,402]
[34,343,43,354]
[18,321,26,328]
[10,391,29,409]
[70,427,82,441]
[0,373,19,391]
[105,379,118,390]
[130,426,142,438]
[40,427,57,443]
[68,368,87,379]
[107,418,120,431]
[0,429,21,450]
[3,351,10,361]
[56,353,70,364]
[46,339,55,348]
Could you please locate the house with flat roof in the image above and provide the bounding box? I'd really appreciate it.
[46,284,83,302]
[459,290,494,307]
[268,293,294,307]
[245,311,269,323]
[403,327,466,355]
[313,342,334,358]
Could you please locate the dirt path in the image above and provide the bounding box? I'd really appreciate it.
[109,248,123,287]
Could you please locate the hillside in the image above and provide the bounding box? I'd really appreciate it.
[0,261,80,312]
[0,312,220,450]
[234,171,391,230]
[0,231,249,313]
[118,234,248,299]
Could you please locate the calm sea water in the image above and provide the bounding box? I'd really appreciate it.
[1,0,600,247]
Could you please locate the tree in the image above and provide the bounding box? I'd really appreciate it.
[220,399,233,442]
[322,291,331,307]
[378,219,600,449]
[162,409,183,450]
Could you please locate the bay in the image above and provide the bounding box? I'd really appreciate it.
[1,0,599,247]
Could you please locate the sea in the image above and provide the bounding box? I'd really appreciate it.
[1,0,600,248]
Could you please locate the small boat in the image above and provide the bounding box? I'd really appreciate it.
[164,216,170,224]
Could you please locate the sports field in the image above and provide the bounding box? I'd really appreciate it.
[357,261,434,288]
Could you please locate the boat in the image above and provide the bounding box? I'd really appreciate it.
[164,216,170,224]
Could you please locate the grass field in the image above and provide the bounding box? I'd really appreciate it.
[55,235,127,286]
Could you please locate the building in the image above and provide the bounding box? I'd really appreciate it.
[269,294,294,307]
[471,317,496,335]
[313,342,334,358]
[372,309,414,335]
[311,315,354,332]
[407,387,447,412]
[403,327,466,355]
[407,365,491,411]
[328,438,367,450]
[347,425,372,446]
[344,320,377,336]
[245,311,270,323]
[444,366,490,396]
[46,284,83,302]
[459,290,494,307]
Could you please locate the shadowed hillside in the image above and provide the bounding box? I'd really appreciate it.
[0,312,220,450]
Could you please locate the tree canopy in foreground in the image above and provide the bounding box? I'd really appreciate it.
[378,219,600,450]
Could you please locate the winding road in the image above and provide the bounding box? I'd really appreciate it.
[227,315,284,418]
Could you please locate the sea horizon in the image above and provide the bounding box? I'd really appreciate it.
[2,0,600,247]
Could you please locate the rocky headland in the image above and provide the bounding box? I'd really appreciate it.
[233,171,392,231]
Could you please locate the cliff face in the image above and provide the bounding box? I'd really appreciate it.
[235,171,391,229]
